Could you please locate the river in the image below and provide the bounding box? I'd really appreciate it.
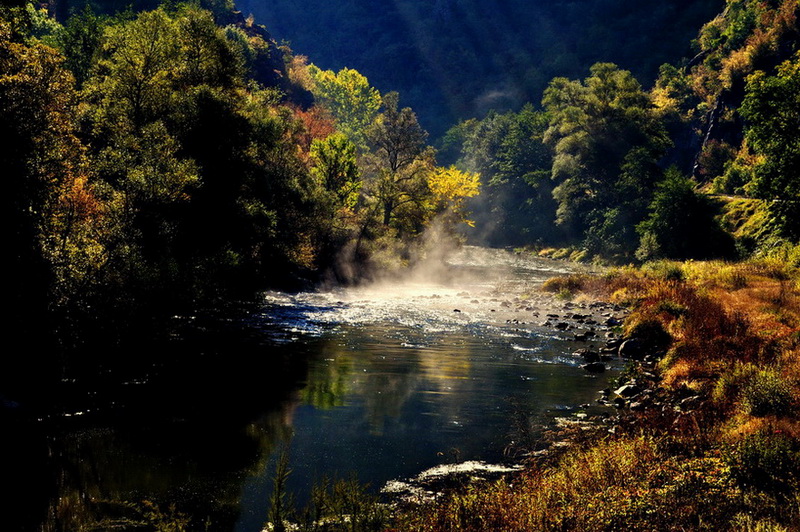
[8,246,625,531]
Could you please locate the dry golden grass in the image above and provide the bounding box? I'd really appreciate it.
[401,435,743,531]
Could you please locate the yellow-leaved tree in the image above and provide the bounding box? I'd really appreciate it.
[427,166,481,227]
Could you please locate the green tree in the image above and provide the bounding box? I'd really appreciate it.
[56,5,107,88]
[310,132,362,209]
[175,6,243,88]
[492,104,557,245]
[95,121,199,269]
[740,53,800,241]
[308,65,381,148]
[440,106,558,246]
[84,8,182,131]
[366,91,434,231]
[636,167,733,260]
[77,6,328,300]
[542,62,671,256]
[457,112,512,183]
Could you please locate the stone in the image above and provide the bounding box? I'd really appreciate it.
[615,384,641,398]
[581,362,606,373]
[619,338,643,359]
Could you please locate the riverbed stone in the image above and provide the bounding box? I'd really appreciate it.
[574,349,600,362]
[619,338,643,359]
[581,362,606,373]
[614,384,641,398]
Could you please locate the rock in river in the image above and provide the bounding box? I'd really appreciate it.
[614,384,641,398]
[581,362,606,373]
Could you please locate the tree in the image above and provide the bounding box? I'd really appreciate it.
[542,62,671,256]
[308,65,381,148]
[636,167,734,260]
[56,5,106,88]
[175,6,243,88]
[310,133,362,209]
[427,166,480,226]
[84,8,182,131]
[0,18,94,325]
[75,6,331,300]
[439,106,558,246]
[492,104,557,245]
[740,53,800,241]
[95,120,199,266]
[366,91,433,230]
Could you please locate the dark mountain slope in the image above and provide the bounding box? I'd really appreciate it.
[234,0,723,136]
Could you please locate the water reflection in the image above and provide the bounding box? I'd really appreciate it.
[12,247,620,531]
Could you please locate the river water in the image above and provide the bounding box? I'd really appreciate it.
[10,246,625,531]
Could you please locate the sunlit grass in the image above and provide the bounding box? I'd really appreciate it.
[402,436,743,531]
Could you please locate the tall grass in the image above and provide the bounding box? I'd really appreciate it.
[402,436,741,531]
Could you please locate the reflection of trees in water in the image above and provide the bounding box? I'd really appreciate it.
[301,339,354,411]
[37,333,314,531]
[362,365,418,436]
[300,329,479,436]
[41,399,300,531]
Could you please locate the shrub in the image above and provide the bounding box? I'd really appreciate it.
[401,437,744,531]
[654,299,688,317]
[730,513,790,532]
[642,260,685,281]
[307,477,388,532]
[569,249,589,263]
[542,275,590,295]
[723,429,800,493]
[636,169,735,261]
[626,318,672,352]
[551,247,572,260]
[742,369,795,418]
[719,265,749,289]
[712,362,759,406]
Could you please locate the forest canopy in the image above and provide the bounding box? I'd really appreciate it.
[4,0,799,342]
[2,1,481,339]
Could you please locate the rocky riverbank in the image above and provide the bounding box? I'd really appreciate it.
[379,296,640,510]
[398,259,800,531]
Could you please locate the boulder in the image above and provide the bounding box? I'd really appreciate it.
[581,362,606,373]
[573,349,600,362]
[614,384,641,398]
[619,338,643,359]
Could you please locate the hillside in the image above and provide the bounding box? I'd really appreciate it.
[440,0,799,258]
[194,0,724,137]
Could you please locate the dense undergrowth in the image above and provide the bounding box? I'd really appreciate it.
[400,257,800,531]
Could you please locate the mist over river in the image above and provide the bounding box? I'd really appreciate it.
[8,247,626,531]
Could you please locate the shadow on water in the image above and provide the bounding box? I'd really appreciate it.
[3,303,317,532]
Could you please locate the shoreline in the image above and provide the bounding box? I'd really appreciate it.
[398,258,800,530]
